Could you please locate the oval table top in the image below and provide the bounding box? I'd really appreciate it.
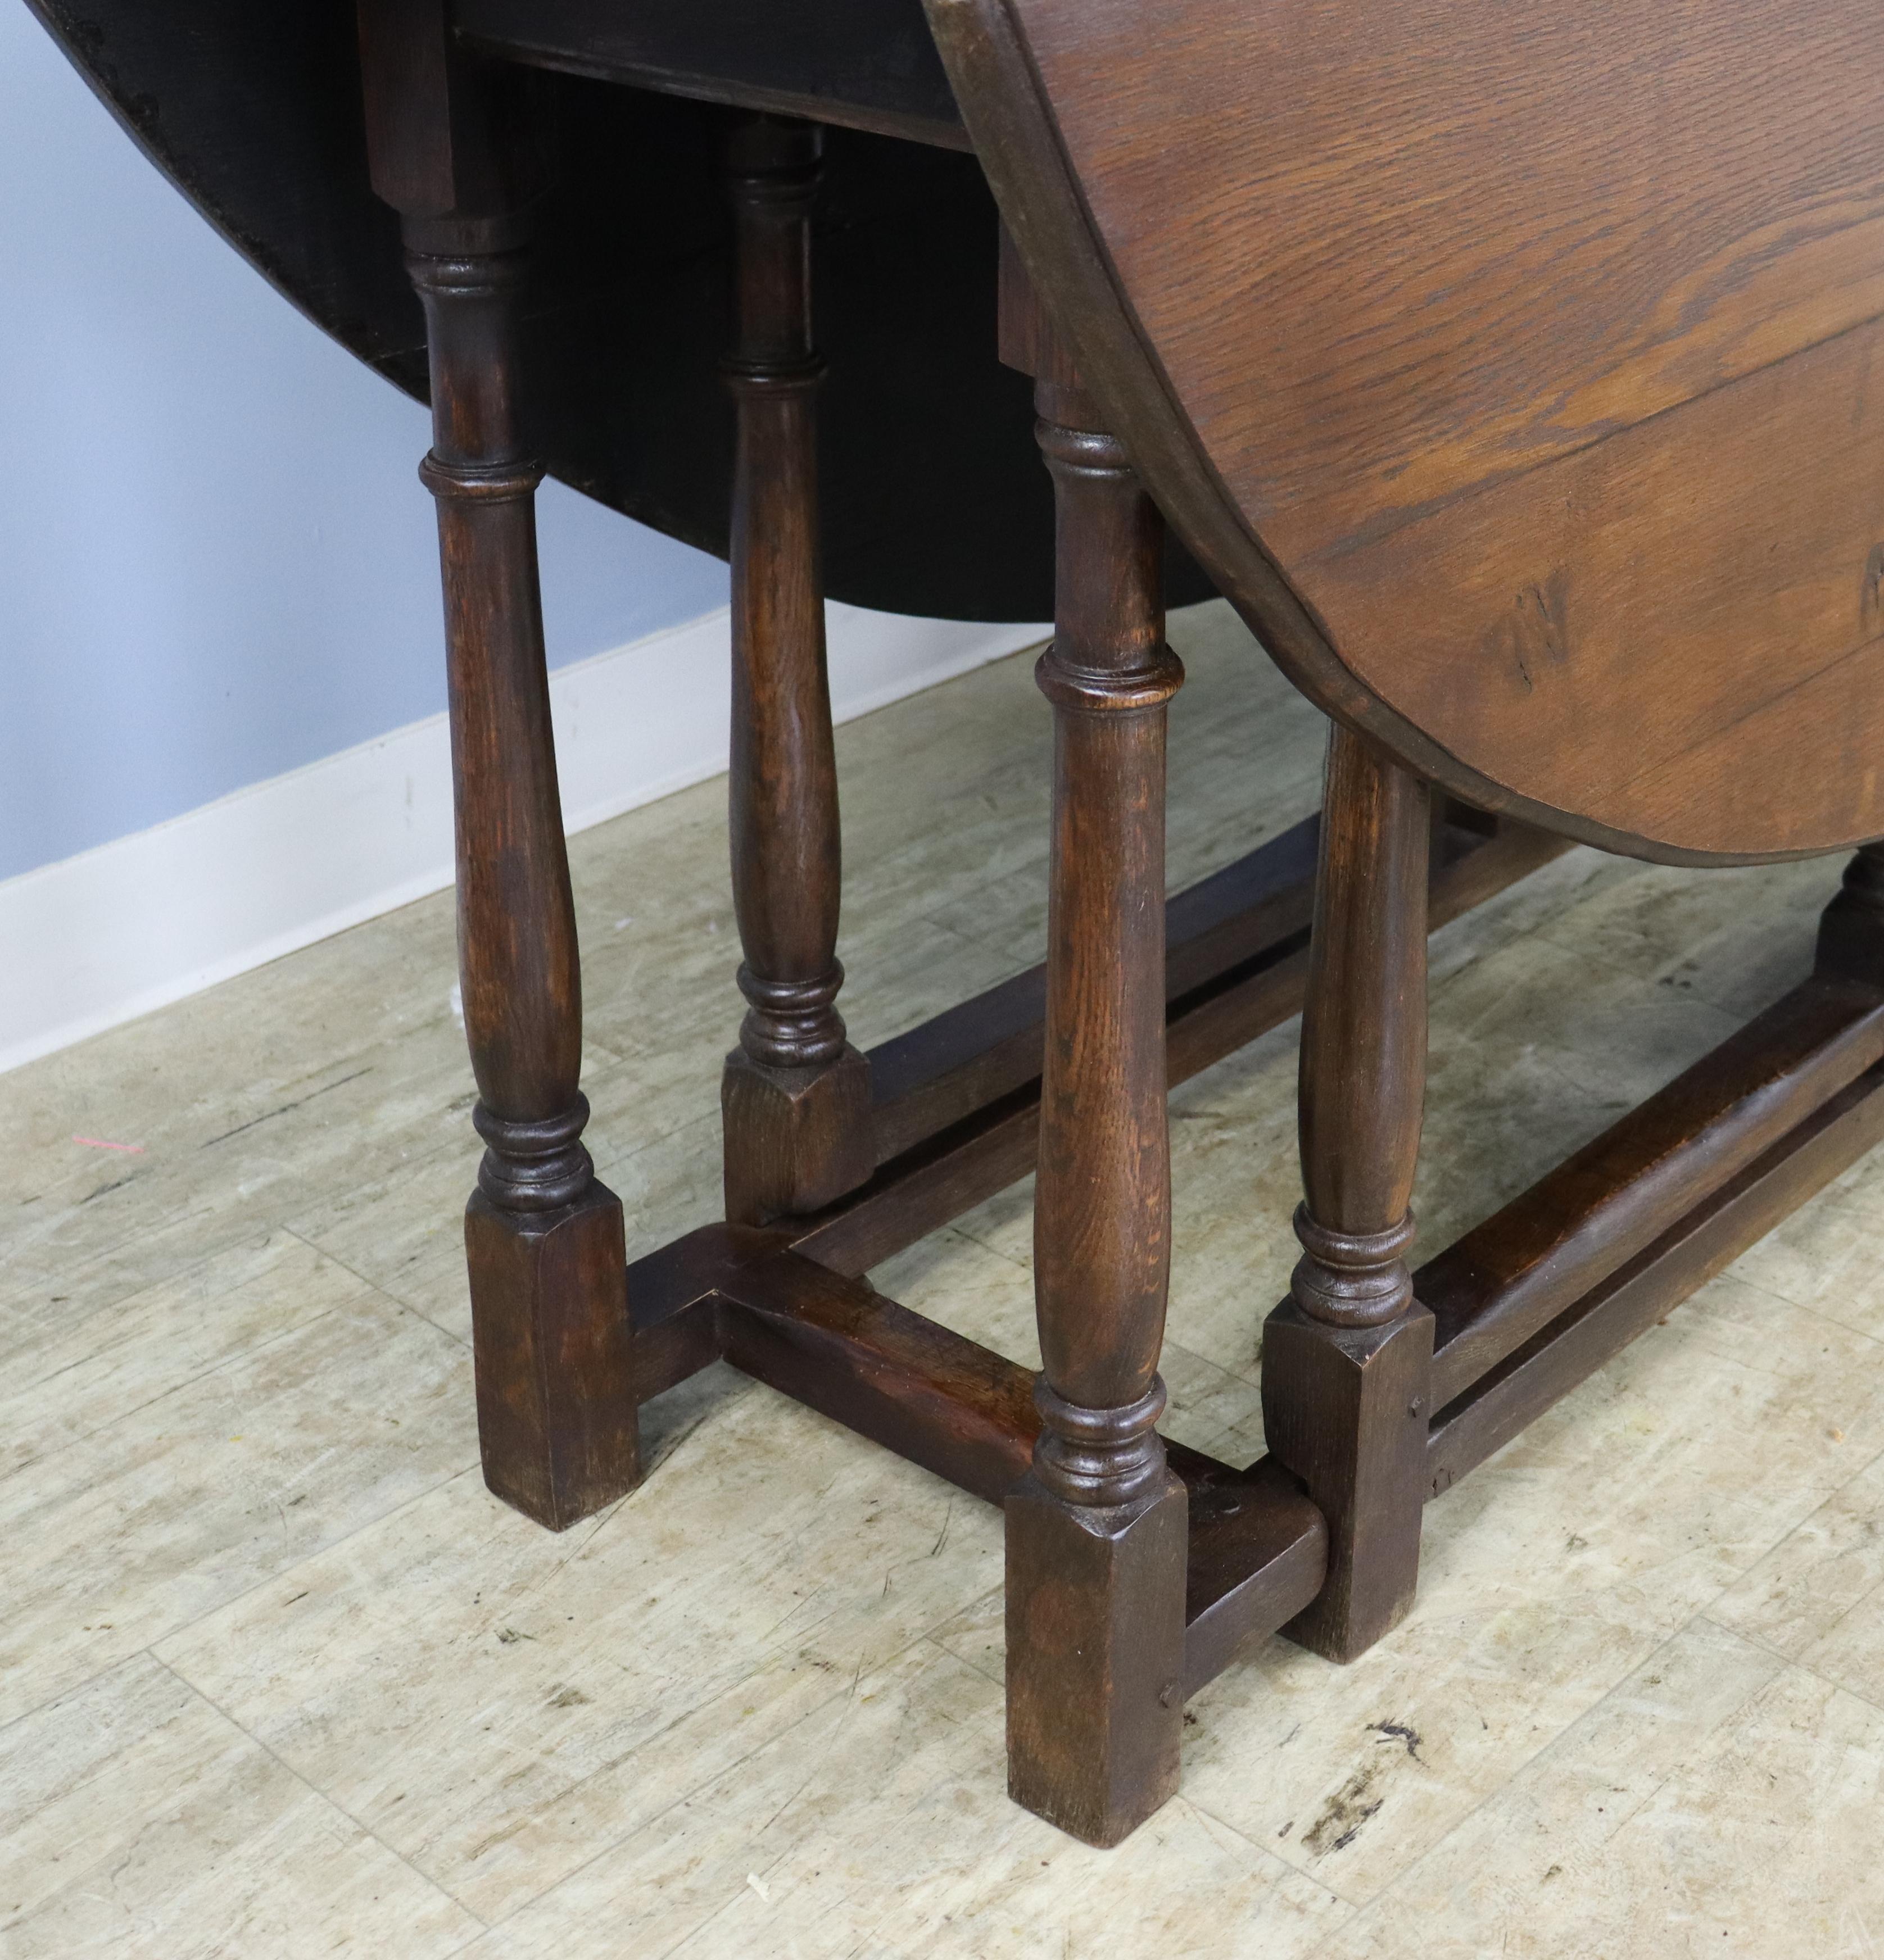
[932,0,1884,863]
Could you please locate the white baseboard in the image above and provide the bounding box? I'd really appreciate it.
[0,602,1047,1074]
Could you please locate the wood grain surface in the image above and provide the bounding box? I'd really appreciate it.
[930,0,1884,860]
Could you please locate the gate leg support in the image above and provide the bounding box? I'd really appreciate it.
[360,6,637,1530]
[1263,728,1433,1657]
[721,116,873,1224]
[998,241,1186,1846]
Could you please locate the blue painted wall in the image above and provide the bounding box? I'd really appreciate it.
[0,3,727,883]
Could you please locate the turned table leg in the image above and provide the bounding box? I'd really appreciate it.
[997,238,1187,1846]
[1817,841,1884,984]
[1262,728,1434,1657]
[720,116,875,1224]
[359,6,637,1530]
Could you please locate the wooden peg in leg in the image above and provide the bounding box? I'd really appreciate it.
[998,232,1187,1846]
[720,115,874,1223]
[1262,727,1434,1658]
[359,0,637,1530]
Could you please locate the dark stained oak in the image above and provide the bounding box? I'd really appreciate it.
[719,114,876,1223]
[1330,323,1884,859]
[1009,4,1884,550]
[337,0,1884,1857]
[1422,976,1884,1409]
[997,249,1188,1847]
[721,1248,1038,1499]
[359,0,637,1531]
[49,0,1884,855]
[457,0,969,149]
[1180,1456,1326,1700]
[1421,864,1884,1487]
[928,0,1884,863]
[1429,1057,1884,1497]
[1817,842,1884,987]
[51,0,1884,1858]
[1290,736,1430,1336]
[29,0,1134,628]
[1262,729,1433,1662]
[787,813,1567,1283]
[866,810,1320,1165]
[624,1227,1328,1698]
[623,1224,760,1404]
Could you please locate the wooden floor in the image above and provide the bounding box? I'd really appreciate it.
[6,601,1883,1957]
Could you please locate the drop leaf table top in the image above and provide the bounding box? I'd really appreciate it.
[34,0,1884,858]
[934,0,1884,864]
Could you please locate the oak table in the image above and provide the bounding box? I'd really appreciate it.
[34,0,1884,1846]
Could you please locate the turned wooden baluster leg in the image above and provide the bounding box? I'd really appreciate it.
[1816,841,1884,983]
[719,116,875,1224]
[1262,728,1434,1657]
[997,235,1188,1847]
[358,3,637,1529]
